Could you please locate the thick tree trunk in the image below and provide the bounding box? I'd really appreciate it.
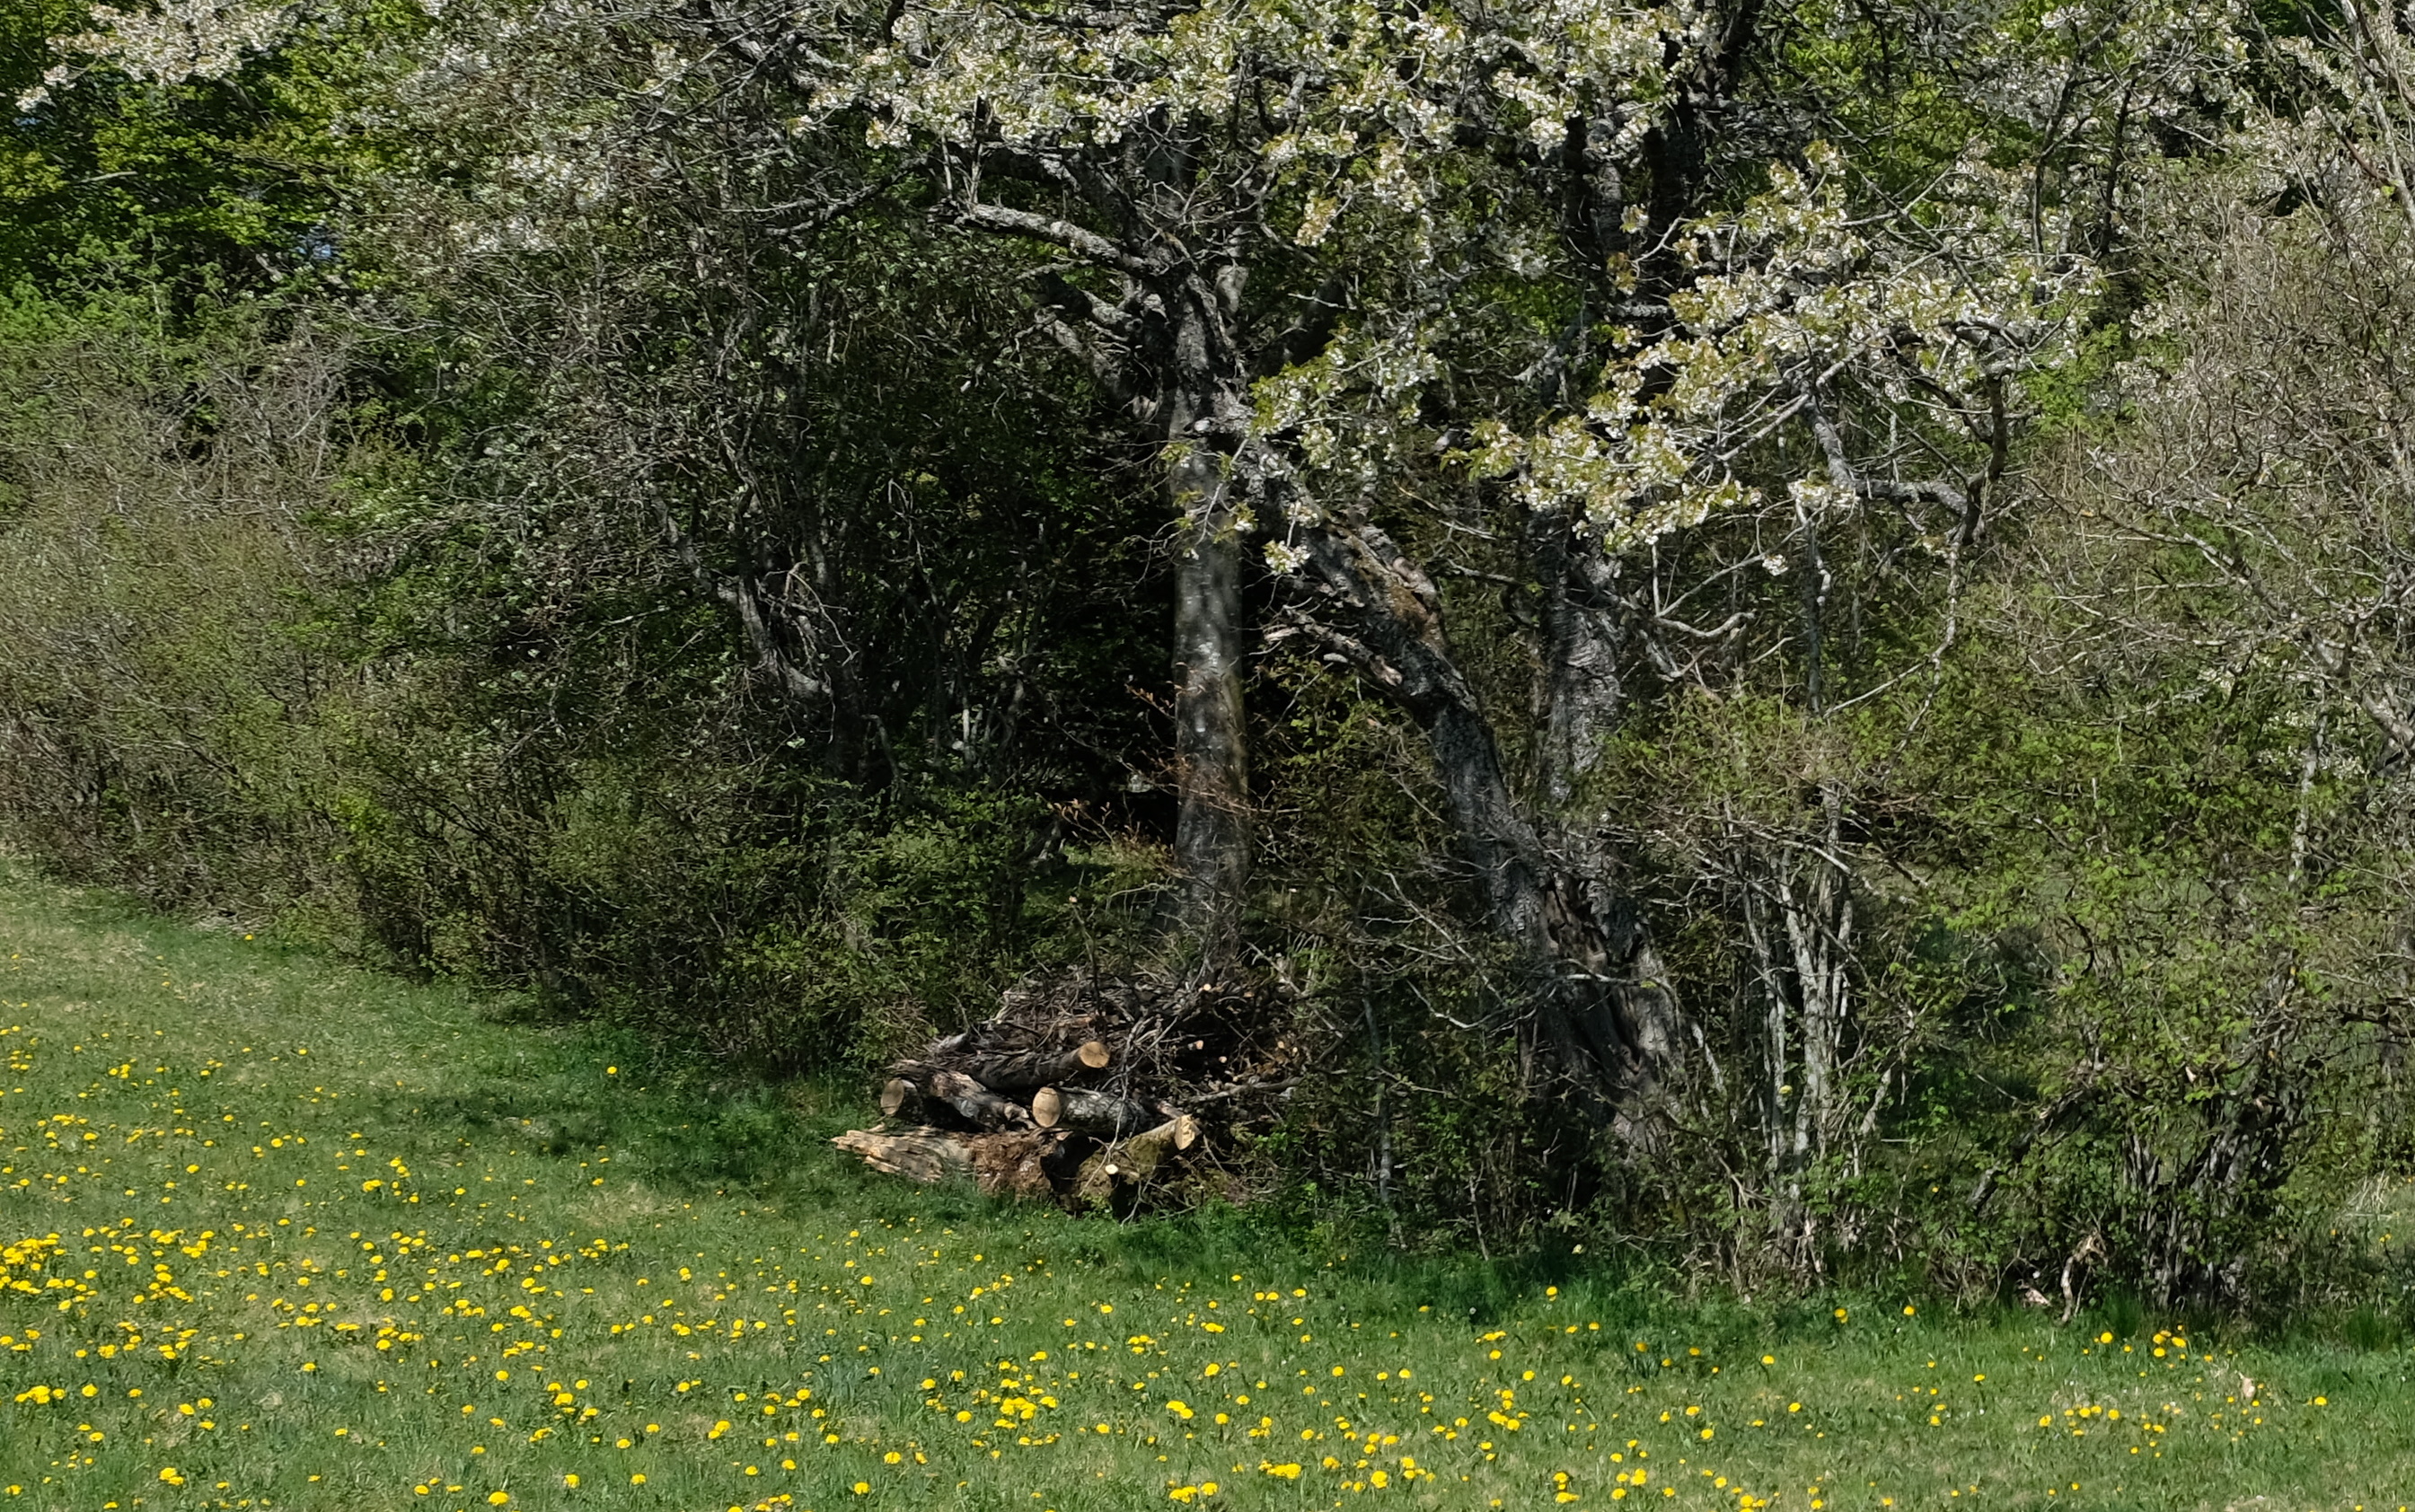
[1529,508,1628,807]
[1166,301,1251,962]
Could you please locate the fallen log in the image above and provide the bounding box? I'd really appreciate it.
[891,1065,1031,1130]
[1074,1113,1200,1203]
[1031,1085,1157,1138]
[959,1040,1112,1094]
[833,1126,975,1185]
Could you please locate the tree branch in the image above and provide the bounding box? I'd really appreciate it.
[958,200,1157,277]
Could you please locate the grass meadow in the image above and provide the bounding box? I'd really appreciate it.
[4,865,2415,1512]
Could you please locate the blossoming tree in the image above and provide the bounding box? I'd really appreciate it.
[763,0,2153,1121]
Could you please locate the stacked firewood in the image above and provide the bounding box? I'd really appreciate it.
[833,970,1283,1209]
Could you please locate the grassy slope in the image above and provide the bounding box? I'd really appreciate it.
[2,867,2412,1512]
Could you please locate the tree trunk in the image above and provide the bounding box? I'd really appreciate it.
[1167,295,1251,961]
[1732,787,1855,1263]
[947,178,1256,966]
[1285,518,1693,1110]
[1529,507,1628,808]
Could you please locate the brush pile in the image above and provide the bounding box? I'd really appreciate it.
[832,969,1289,1210]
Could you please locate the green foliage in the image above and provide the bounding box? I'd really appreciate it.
[6,0,2415,1319]
[330,748,1079,1068]
[0,286,359,918]
[0,0,424,294]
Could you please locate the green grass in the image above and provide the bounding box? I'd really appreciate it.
[3,866,2414,1512]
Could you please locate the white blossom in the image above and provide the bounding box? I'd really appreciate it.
[18,0,297,110]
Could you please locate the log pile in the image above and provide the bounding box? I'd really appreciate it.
[833,970,1281,1210]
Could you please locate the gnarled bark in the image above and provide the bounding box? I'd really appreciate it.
[1167,342,1251,960]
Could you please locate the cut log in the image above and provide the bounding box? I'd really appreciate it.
[892,1065,1031,1130]
[930,1068,1031,1130]
[879,1077,922,1120]
[1073,1114,1201,1203]
[1126,1112,1200,1166]
[833,1126,975,1185]
[865,965,1263,1212]
[959,1040,1112,1094]
[1031,1086,1157,1138]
